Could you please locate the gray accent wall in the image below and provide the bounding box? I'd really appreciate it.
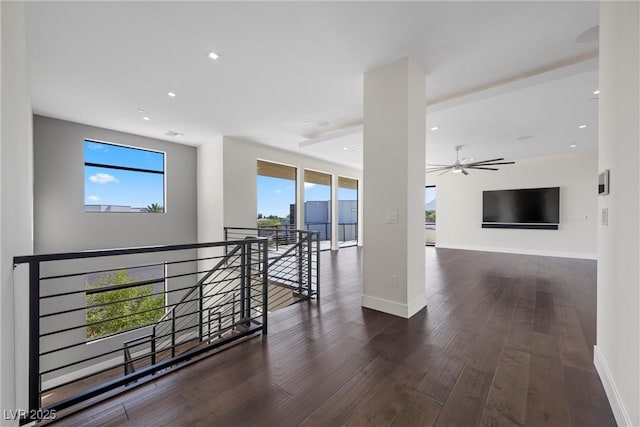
[32,115,198,383]
[33,115,197,252]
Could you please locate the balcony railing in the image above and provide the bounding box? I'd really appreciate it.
[13,238,269,424]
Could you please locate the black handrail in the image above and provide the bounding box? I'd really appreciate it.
[13,237,269,424]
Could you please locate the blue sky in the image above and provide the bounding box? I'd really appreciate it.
[426,187,436,203]
[84,141,164,208]
[257,175,357,218]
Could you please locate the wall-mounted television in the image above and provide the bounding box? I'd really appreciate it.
[482,187,560,230]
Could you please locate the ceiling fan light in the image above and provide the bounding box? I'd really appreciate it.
[452,167,462,174]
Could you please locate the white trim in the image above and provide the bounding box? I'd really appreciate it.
[361,293,426,319]
[434,243,596,260]
[594,345,633,427]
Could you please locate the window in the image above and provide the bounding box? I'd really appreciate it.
[86,264,166,340]
[84,140,165,213]
[338,177,358,247]
[304,170,332,249]
[256,160,297,227]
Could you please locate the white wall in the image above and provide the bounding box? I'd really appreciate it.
[1,2,33,424]
[426,151,598,259]
[220,137,362,236]
[595,2,640,426]
[197,137,225,244]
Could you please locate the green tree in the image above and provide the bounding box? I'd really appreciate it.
[86,270,164,340]
[425,210,436,223]
[144,203,164,213]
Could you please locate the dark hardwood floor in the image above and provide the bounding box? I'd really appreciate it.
[49,247,616,426]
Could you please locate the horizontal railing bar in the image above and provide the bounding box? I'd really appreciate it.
[123,334,154,347]
[41,320,263,395]
[14,238,267,265]
[41,310,264,378]
[86,278,165,295]
[38,260,251,300]
[40,289,260,356]
[38,252,229,282]
[39,325,264,415]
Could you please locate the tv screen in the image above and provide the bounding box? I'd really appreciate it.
[482,187,560,230]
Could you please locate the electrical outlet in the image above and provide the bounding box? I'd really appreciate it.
[390,274,398,287]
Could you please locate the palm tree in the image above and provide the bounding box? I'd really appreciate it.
[144,203,164,213]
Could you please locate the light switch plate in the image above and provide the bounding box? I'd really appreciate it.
[601,208,608,226]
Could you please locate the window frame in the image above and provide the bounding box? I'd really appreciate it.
[83,138,167,213]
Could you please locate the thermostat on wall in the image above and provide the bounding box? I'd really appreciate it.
[598,169,610,195]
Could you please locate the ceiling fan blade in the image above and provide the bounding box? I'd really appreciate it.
[439,169,452,176]
[472,161,515,166]
[426,164,454,167]
[465,158,505,166]
[467,166,499,171]
[426,167,452,173]
[461,168,469,175]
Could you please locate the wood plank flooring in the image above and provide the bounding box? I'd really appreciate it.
[48,247,616,426]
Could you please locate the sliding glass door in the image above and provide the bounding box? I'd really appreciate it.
[338,177,358,247]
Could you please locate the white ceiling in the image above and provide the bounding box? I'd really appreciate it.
[25,1,599,169]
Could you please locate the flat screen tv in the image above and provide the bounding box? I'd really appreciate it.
[482,187,560,230]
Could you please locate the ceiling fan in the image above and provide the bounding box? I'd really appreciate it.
[426,145,515,175]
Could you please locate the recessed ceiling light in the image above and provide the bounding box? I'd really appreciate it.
[578,124,587,129]
[138,109,145,114]
[208,51,220,60]
[142,116,150,121]
[168,91,176,97]
[570,144,577,148]
[593,90,600,95]
[343,147,349,150]
[430,126,439,131]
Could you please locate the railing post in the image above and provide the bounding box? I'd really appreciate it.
[262,240,268,334]
[198,272,203,342]
[315,232,320,299]
[245,243,252,326]
[297,231,303,295]
[171,314,176,358]
[28,261,41,419]
[307,233,313,298]
[151,327,156,365]
[240,244,246,323]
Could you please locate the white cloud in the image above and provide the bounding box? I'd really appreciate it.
[89,173,119,184]
[304,182,316,189]
[86,142,106,151]
[87,195,100,202]
[274,190,282,194]
[286,185,295,190]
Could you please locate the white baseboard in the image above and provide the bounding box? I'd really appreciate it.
[594,345,633,426]
[434,243,597,260]
[361,293,426,318]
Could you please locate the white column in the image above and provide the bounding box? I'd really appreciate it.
[362,57,426,318]
[595,2,640,426]
[331,174,339,250]
[296,168,304,231]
